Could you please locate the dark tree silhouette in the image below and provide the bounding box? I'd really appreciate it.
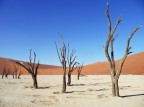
[18,69,23,79]
[12,64,23,79]
[2,67,7,79]
[55,33,67,93]
[77,62,84,80]
[104,3,141,97]
[2,67,10,79]
[16,49,40,89]
[67,44,78,86]
[13,64,19,79]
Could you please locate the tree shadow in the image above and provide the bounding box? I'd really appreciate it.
[65,91,74,93]
[71,84,86,86]
[121,94,144,98]
[66,90,86,93]
[53,90,85,94]
[89,82,111,86]
[88,88,109,92]
[37,86,50,89]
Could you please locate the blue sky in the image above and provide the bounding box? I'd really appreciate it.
[0,0,144,66]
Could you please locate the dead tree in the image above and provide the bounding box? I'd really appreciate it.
[77,62,84,80]
[18,69,23,79]
[16,49,40,89]
[2,67,7,79]
[12,69,15,79]
[104,3,141,97]
[13,64,19,79]
[6,69,11,78]
[2,67,10,79]
[67,44,78,86]
[55,33,67,93]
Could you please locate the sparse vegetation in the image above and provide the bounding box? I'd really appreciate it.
[18,69,23,79]
[0,3,143,106]
[55,33,67,93]
[104,3,141,97]
[16,49,40,89]
[12,64,19,79]
[2,67,11,79]
[12,64,23,79]
[67,44,78,86]
[77,62,84,80]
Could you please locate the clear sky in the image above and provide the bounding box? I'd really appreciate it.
[0,0,144,66]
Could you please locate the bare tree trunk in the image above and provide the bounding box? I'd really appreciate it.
[18,70,22,79]
[2,67,6,79]
[78,72,80,80]
[2,74,4,79]
[111,78,119,97]
[5,74,8,78]
[62,74,66,93]
[111,78,116,97]
[32,75,38,89]
[15,74,17,79]
[18,76,20,79]
[115,79,119,97]
[67,72,71,86]
[77,62,84,80]
[12,72,14,79]
[62,61,66,93]
[62,67,66,93]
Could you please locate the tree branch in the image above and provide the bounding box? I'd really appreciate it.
[116,26,142,79]
[55,42,62,63]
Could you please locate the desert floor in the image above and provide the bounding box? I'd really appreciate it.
[0,75,144,107]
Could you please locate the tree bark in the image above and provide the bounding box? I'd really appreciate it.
[78,73,80,80]
[115,79,119,97]
[62,60,66,93]
[110,77,120,97]
[62,72,66,93]
[15,74,17,79]
[67,72,71,86]
[2,74,4,79]
[111,78,116,97]
[77,63,83,80]
[32,75,38,89]
[12,72,14,79]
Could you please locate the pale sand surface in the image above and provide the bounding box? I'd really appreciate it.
[0,75,144,107]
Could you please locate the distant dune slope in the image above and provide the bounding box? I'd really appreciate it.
[0,57,61,75]
[0,52,144,75]
[83,52,144,75]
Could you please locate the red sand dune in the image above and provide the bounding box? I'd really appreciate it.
[0,58,61,75]
[0,52,144,75]
[82,52,144,75]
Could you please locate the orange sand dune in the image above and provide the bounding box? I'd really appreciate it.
[82,52,144,75]
[0,52,144,75]
[0,57,61,75]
